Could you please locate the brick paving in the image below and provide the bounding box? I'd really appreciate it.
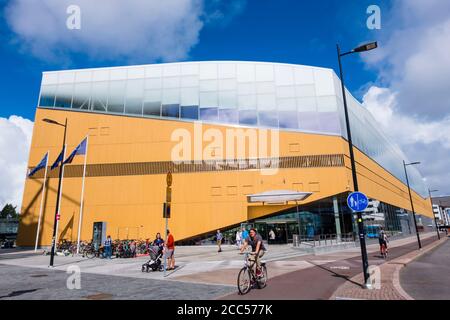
[330,236,448,300]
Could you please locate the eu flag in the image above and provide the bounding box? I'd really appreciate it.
[63,138,87,165]
[51,150,64,170]
[28,153,48,177]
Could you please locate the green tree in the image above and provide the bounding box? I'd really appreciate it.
[0,204,18,219]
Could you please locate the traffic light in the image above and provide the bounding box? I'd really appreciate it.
[163,202,171,218]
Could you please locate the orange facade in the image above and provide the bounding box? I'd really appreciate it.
[17,108,432,246]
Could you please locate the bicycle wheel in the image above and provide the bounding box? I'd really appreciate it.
[237,267,252,295]
[257,265,268,289]
[85,249,95,259]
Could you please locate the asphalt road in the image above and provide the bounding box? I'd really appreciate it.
[400,238,450,300]
[0,263,234,300]
[221,235,438,300]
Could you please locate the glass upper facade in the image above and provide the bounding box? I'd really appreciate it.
[37,61,427,197]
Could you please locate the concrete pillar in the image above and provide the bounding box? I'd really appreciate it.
[333,196,342,242]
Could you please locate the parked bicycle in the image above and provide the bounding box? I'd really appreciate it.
[237,251,268,295]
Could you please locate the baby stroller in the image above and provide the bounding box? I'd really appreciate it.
[141,245,164,272]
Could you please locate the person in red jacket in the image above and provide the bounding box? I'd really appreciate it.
[165,229,175,270]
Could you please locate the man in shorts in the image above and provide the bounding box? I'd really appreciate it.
[165,229,175,270]
[240,228,266,277]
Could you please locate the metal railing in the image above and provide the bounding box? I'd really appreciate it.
[293,233,355,248]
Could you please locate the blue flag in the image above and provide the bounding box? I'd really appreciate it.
[28,153,48,177]
[63,138,87,165]
[51,150,64,170]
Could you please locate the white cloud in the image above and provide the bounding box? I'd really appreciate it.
[5,0,205,63]
[361,0,450,195]
[0,116,34,210]
[4,0,247,64]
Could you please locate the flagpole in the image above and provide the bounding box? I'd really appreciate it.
[55,144,67,245]
[34,152,49,252]
[76,136,89,254]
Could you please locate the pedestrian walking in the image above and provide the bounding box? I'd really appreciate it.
[104,235,112,259]
[165,229,175,270]
[216,230,223,252]
[235,230,242,248]
[269,229,276,244]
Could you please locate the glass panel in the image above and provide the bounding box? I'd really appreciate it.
[39,85,56,107]
[162,88,179,105]
[237,64,255,82]
[90,82,108,111]
[180,105,199,120]
[127,67,145,79]
[42,73,58,85]
[200,107,218,121]
[218,63,236,79]
[256,82,275,94]
[277,86,296,98]
[181,63,199,75]
[218,79,236,91]
[75,71,92,83]
[259,111,278,127]
[72,82,91,109]
[145,66,162,78]
[162,104,180,118]
[163,64,180,77]
[199,64,217,79]
[297,97,317,112]
[294,66,314,84]
[238,82,256,95]
[238,94,257,109]
[199,80,217,92]
[317,112,340,134]
[58,72,75,84]
[181,88,199,106]
[279,111,298,129]
[296,85,316,97]
[219,91,236,108]
[125,79,144,115]
[107,80,126,113]
[181,75,198,87]
[219,109,238,124]
[257,94,276,111]
[163,77,180,88]
[313,69,335,96]
[145,78,161,90]
[239,110,257,126]
[54,84,73,108]
[299,112,320,132]
[200,92,218,107]
[110,68,127,80]
[317,96,338,112]
[143,101,161,117]
[92,69,109,82]
[255,64,274,82]
[275,65,294,86]
[277,98,297,111]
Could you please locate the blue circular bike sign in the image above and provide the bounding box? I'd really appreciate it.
[347,192,369,212]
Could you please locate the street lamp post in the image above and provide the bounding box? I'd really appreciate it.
[403,160,422,249]
[428,188,440,240]
[43,118,68,267]
[337,41,377,287]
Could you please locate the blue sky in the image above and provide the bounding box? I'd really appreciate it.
[0,0,387,120]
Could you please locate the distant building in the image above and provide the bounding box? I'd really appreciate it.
[432,196,450,226]
[0,218,19,241]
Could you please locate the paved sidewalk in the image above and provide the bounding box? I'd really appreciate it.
[330,235,448,300]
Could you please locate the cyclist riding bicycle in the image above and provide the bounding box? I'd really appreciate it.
[240,228,266,277]
[378,227,388,255]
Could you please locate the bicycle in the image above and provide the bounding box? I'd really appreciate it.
[237,252,268,295]
[380,243,388,259]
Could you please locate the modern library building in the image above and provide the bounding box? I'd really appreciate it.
[17,61,433,247]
